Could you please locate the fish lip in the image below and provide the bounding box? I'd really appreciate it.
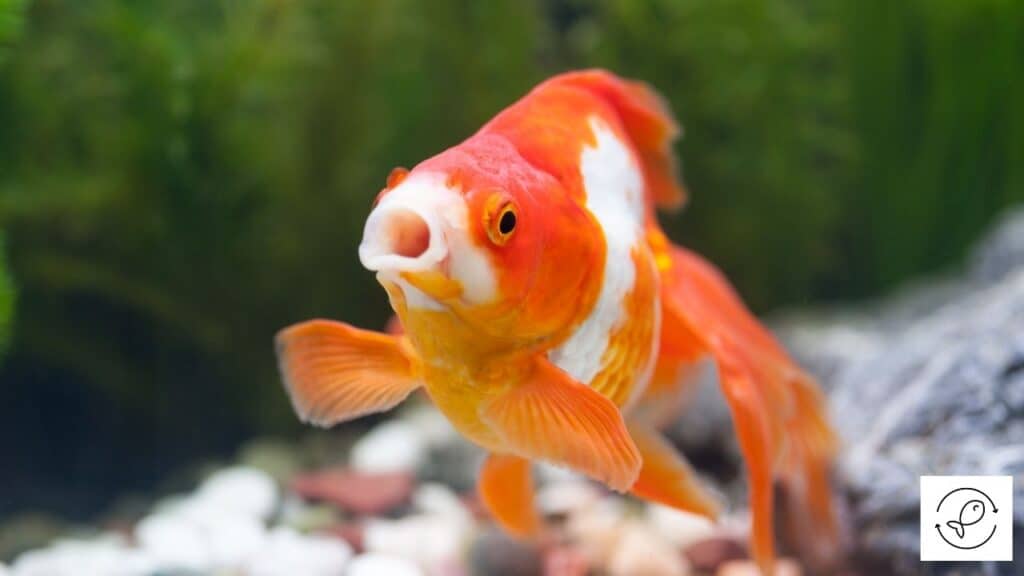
[358,202,448,273]
[399,269,464,302]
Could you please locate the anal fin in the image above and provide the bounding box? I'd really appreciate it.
[478,453,540,537]
[628,421,721,520]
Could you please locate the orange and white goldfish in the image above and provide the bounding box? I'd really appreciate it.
[276,70,839,571]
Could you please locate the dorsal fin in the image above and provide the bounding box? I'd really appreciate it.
[555,69,687,211]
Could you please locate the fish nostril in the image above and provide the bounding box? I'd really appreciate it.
[385,208,432,259]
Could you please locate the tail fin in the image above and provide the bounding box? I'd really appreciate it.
[651,232,841,570]
[556,70,687,211]
[946,520,966,539]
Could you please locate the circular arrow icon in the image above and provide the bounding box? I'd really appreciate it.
[934,487,999,550]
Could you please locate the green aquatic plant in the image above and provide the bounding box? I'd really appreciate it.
[0,0,28,63]
[0,0,549,433]
[0,0,1021,462]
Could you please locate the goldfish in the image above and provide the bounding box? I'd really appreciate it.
[275,70,839,571]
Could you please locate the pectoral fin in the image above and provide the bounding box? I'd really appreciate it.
[478,453,540,537]
[481,356,641,492]
[275,319,421,427]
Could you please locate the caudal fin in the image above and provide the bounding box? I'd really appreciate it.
[947,520,966,539]
[555,70,687,211]
[652,234,841,571]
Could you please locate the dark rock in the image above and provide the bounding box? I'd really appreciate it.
[467,528,543,576]
[417,437,483,494]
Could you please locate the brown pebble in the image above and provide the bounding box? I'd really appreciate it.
[320,522,365,553]
[684,537,748,572]
[290,468,413,515]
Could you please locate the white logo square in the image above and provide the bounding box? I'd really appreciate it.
[920,475,1013,562]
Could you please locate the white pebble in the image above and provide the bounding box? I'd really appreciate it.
[244,526,352,576]
[363,514,467,574]
[350,421,426,473]
[537,479,600,516]
[0,562,8,576]
[195,465,279,520]
[566,499,627,567]
[412,483,472,525]
[607,521,689,576]
[536,462,579,484]
[135,512,211,571]
[203,513,267,568]
[12,535,157,576]
[645,503,715,548]
[402,406,458,447]
[347,554,423,576]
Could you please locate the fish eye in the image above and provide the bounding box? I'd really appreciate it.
[484,197,518,246]
[499,209,517,235]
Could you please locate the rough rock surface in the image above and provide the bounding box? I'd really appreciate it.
[780,208,1024,574]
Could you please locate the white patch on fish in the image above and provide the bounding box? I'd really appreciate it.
[548,117,648,386]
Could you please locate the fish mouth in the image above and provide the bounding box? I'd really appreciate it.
[399,269,464,302]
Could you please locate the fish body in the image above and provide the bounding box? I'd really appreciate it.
[276,70,839,571]
[947,499,985,539]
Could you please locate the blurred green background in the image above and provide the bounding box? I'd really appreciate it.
[1,0,1021,519]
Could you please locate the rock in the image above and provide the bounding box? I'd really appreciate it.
[683,537,747,573]
[716,558,801,576]
[606,521,689,576]
[350,421,427,473]
[347,553,423,576]
[243,527,352,576]
[194,466,279,520]
[136,492,270,570]
[417,436,483,494]
[646,504,716,549]
[201,514,266,569]
[290,468,413,516]
[0,563,7,576]
[467,528,542,576]
[402,405,458,448]
[363,514,469,575]
[11,535,157,576]
[134,513,210,571]
[565,499,627,568]
[411,483,473,526]
[970,206,1024,283]
[536,479,600,518]
[778,212,1024,573]
[543,545,591,576]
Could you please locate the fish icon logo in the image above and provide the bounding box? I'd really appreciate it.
[934,488,998,550]
[920,475,1013,561]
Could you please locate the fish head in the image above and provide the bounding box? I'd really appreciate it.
[359,138,604,355]
[960,499,986,525]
